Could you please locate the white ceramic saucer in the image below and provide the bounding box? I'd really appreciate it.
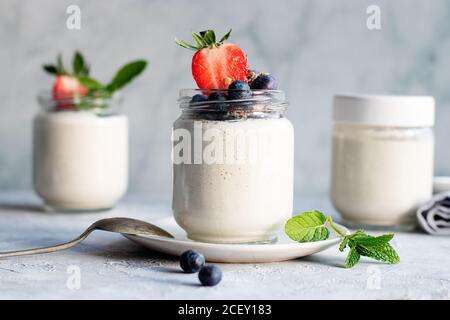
[124,216,349,263]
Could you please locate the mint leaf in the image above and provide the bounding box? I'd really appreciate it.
[355,241,400,265]
[353,234,394,247]
[339,236,349,252]
[285,211,330,242]
[345,247,360,268]
[342,231,400,267]
[285,211,401,269]
[106,60,147,92]
[73,51,84,75]
[43,65,57,75]
[78,76,104,90]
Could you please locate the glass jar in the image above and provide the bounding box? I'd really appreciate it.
[33,92,128,211]
[172,89,293,243]
[330,94,435,228]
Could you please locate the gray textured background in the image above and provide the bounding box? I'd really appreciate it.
[1,0,450,201]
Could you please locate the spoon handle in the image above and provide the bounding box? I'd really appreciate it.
[0,228,93,258]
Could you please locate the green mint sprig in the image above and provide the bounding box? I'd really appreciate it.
[43,52,147,110]
[285,211,400,268]
[43,51,90,77]
[78,60,147,96]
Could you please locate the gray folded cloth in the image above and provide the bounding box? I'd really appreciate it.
[417,192,450,235]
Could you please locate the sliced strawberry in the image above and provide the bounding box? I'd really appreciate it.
[176,29,249,90]
[192,43,248,90]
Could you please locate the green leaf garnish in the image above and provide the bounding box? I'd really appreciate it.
[106,60,147,92]
[43,52,148,111]
[43,65,58,75]
[285,211,330,242]
[56,54,66,75]
[345,247,360,268]
[78,76,104,91]
[73,51,84,74]
[285,211,400,268]
[175,29,233,50]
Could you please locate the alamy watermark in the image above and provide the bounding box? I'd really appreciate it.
[172,121,285,166]
[66,265,81,290]
[366,5,381,30]
[66,5,81,30]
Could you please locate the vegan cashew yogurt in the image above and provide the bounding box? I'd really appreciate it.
[33,109,128,211]
[172,90,294,243]
[330,94,435,227]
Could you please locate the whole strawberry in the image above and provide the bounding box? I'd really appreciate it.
[43,52,90,109]
[176,29,249,90]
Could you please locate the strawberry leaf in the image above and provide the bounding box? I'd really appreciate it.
[218,29,232,43]
[175,38,198,50]
[192,33,207,48]
[106,60,147,92]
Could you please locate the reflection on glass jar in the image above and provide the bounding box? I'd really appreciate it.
[172,89,294,243]
[33,92,128,212]
[330,94,435,228]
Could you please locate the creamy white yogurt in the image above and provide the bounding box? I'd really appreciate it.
[33,111,128,211]
[330,94,435,227]
[172,117,294,243]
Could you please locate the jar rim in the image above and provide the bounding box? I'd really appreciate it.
[177,89,288,112]
[37,90,123,115]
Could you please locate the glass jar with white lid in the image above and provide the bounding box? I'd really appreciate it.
[330,94,435,229]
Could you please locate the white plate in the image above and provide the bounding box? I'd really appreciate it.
[124,216,349,263]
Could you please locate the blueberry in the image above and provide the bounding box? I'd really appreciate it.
[180,250,205,273]
[207,92,228,109]
[250,73,278,90]
[198,265,222,286]
[207,92,227,102]
[191,94,208,103]
[227,80,252,100]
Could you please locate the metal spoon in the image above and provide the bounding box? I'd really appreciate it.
[0,217,173,258]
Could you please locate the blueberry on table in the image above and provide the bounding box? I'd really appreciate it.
[180,250,205,273]
[227,80,252,100]
[250,73,278,90]
[198,265,222,286]
[191,94,208,103]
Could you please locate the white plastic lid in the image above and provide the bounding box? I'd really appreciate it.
[333,94,435,127]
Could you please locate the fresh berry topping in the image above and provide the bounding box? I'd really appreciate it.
[250,73,278,90]
[198,265,222,286]
[191,94,208,103]
[227,80,252,100]
[176,29,249,90]
[180,250,205,273]
[207,92,227,102]
[53,75,89,101]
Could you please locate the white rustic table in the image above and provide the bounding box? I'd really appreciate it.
[0,191,449,300]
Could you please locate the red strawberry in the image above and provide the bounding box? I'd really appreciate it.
[53,75,89,100]
[52,75,89,110]
[176,29,249,90]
